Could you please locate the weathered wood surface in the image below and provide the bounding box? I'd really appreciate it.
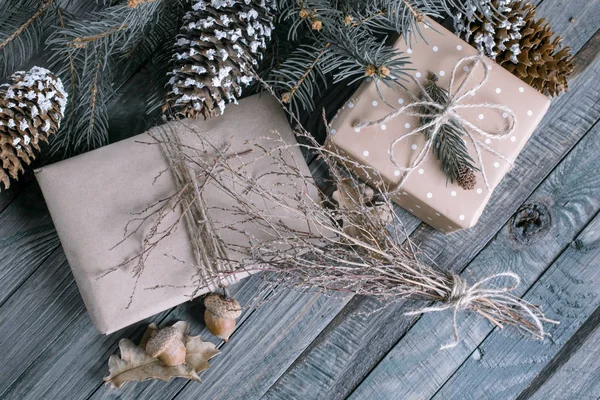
[0,0,599,399]
[265,2,600,398]
[350,117,600,400]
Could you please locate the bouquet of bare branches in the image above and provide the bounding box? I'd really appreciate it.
[115,95,557,349]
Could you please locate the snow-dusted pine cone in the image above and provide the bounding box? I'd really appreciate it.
[164,0,275,119]
[455,0,573,97]
[0,67,67,190]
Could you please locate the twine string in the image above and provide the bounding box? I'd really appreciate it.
[405,272,546,350]
[353,53,517,192]
[156,127,236,292]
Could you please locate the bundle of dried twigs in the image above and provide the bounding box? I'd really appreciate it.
[115,93,557,348]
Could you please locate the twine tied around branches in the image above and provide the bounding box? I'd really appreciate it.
[353,53,517,192]
[406,272,557,349]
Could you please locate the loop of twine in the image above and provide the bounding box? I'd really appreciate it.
[353,53,517,192]
[405,272,546,350]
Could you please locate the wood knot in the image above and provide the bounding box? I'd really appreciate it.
[510,203,551,245]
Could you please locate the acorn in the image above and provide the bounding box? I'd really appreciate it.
[145,326,186,366]
[203,293,242,342]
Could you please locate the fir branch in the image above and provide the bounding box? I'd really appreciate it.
[282,43,330,102]
[267,43,329,116]
[0,0,53,52]
[47,0,185,153]
[421,74,477,184]
[0,0,56,78]
[272,0,509,115]
[67,24,130,48]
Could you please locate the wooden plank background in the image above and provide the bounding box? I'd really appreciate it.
[0,0,599,399]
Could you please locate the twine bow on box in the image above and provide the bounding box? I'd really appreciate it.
[353,53,517,192]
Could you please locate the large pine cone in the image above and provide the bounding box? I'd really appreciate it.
[0,67,67,190]
[455,0,573,97]
[164,0,275,119]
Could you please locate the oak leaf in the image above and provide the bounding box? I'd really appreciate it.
[332,179,394,240]
[103,321,219,388]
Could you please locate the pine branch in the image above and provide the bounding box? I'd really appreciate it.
[0,0,56,78]
[47,0,185,153]
[267,43,330,116]
[0,0,53,52]
[421,74,477,184]
[282,43,330,102]
[271,0,509,116]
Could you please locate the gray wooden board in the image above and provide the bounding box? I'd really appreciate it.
[527,306,600,400]
[0,0,599,399]
[0,183,60,307]
[0,249,82,396]
[2,274,266,400]
[431,213,600,399]
[263,10,600,400]
[349,113,600,400]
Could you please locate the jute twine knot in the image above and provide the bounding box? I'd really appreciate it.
[447,273,469,305]
[405,272,553,350]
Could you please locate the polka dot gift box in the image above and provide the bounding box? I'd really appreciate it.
[327,18,550,233]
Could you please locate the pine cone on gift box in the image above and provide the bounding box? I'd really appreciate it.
[455,0,574,97]
[164,0,275,119]
[0,67,67,190]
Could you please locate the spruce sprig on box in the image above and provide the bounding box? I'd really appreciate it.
[421,74,478,190]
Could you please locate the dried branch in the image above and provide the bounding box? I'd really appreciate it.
[110,86,557,347]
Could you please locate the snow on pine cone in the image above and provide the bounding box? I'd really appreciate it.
[164,0,275,119]
[455,0,573,97]
[0,67,67,190]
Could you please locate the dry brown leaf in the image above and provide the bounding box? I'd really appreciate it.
[103,321,219,388]
[332,179,393,240]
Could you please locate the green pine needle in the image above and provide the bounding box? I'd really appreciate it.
[421,74,477,184]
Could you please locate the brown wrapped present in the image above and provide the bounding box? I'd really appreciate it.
[328,18,551,233]
[35,95,316,334]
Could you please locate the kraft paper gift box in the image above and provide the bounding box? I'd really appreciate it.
[35,95,316,334]
[327,18,551,233]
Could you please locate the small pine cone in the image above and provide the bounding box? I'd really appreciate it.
[457,166,477,191]
[455,0,573,97]
[164,0,275,120]
[0,67,67,190]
